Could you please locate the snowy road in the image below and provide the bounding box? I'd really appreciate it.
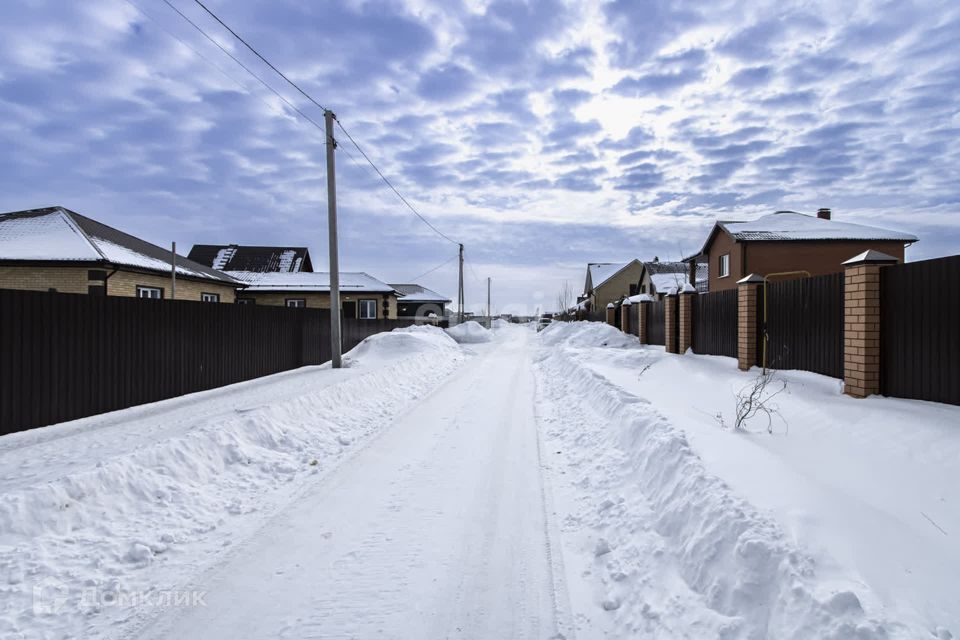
[133,330,570,639]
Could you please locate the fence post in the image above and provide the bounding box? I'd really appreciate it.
[605,303,615,326]
[665,290,679,354]
[637,298,650,344]
[679,285,696,354]
[621,299,632,334]
[842,250,896,398]
[737,274,764,371]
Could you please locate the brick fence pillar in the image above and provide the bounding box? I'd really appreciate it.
[842,250,897,398]
[665,291,679,354]
[621,299,632,334]
[637,299,650,344]
[737,274,764,371]
[679,287,696,354]
[605,303,615,326]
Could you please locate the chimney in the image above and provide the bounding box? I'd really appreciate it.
[817,207,831,220]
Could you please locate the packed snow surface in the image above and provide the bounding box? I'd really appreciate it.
[445,320,493,343]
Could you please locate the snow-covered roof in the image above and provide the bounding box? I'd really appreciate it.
[650,271,688,294]
[718,211,917,243]
[227,271,396,293]
[627,293,655,303]
[388,283,452,303]
[0,206,240,284]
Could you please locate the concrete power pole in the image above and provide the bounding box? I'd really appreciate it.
[458,243,464,324]
[325,109,342,369]
[487,277,491,328]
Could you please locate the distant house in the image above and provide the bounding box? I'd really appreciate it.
[389,284,451,318]
[227,271,399,318]
[689,208,918,292]
[636,258,708,299]
[188,244,313,273]
[0,206,240,302]
[582,260,644,311]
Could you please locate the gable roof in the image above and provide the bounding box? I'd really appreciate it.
[226,271,396,294]
[639,260,708,293]
[188,244,313,273]
[699,210,917,255]
[585,259,642,293]
[388,284,452,304]
[0,206,240,284]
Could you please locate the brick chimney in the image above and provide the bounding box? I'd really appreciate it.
[817,207,831,220]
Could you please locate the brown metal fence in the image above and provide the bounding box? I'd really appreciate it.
[691,289,737,358]
[881,256,960,405]
[627,303,639,337]
[647,299,665,345]
[0,288,417,435]
[763,273,844,378]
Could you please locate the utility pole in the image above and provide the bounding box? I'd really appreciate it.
[487,277,491,328]
[325,109,342,368]
[171,241,177,300]
[458,243,464,324]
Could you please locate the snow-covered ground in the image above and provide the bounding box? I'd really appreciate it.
[2,319,955,639]
[536,320,959,640]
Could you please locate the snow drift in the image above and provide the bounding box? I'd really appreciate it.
[0,326,466,639]
[535,343,913,639]
[445,320,492,344]
[539,320,639,349]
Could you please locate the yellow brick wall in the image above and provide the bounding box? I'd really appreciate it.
[240,290,398,318]
[592,262,644,309]
[0,266,91,294]
[107,270,237,302]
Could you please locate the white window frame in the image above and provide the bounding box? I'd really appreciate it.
[137,286,163,299]
[201,292,220,303]
[286,298,306,308]
[358,299,377,319]
[718,253,730,279]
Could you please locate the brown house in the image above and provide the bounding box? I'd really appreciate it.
[226,271,400,319]
[0,206,241,301]
[581,259,645,311]
[690,209,918,292]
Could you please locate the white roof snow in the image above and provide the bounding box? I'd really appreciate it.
[720,211,917,242]
[0,208,101,261]
[650,272,688,294]
[227,271,396,293]
[588,262,632,288]
[389,284,451,303]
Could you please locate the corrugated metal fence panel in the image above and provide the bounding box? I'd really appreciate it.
[628,304,639,336]
[0,289,420,435]
[691,289,738,358]
[764,273,844,378]
[647,299,665,345]
[881,255,960,406]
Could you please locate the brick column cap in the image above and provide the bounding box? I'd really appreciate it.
[737,273,764,285]
[666,288,679,297]
[606,302,615,308]
[631,294,654,304]
[842,250,899,266]
[622,298,632,306]
[680,283,697,294]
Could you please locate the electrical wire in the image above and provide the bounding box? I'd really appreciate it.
[409,255,457,282]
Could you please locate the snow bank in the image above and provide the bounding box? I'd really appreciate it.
[445,320,492,344]
[0,328,466,638]
[539,320,639,349]
[536,347,912,639]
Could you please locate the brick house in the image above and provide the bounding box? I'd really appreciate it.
[581,259,644,311]
[0,206,241,301]
[227,271,400,319]
[187,244,313,273]
[689,208,918,292]
[389,284,451,318]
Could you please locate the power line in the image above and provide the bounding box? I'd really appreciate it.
[409,255,457,282]
[335,120,459,245]
[164,0,460,247]
[191,0,326,112]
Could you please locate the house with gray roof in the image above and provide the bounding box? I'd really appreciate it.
[389,284,452,318]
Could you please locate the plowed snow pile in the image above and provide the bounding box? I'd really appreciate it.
[535,321,952,640]
[445,320,492,343]
[539,319,639,348]
[0,325,465,639]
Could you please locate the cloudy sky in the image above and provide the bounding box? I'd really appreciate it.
[1,0,957,313]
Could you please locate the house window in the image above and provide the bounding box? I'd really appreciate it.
[237,298,255,305]
[629,284,638,296]
[286,298,306,308]
[201,292,220,303]
[359,299,377,319]
[137,286,163,299]
[718,253,730,278]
